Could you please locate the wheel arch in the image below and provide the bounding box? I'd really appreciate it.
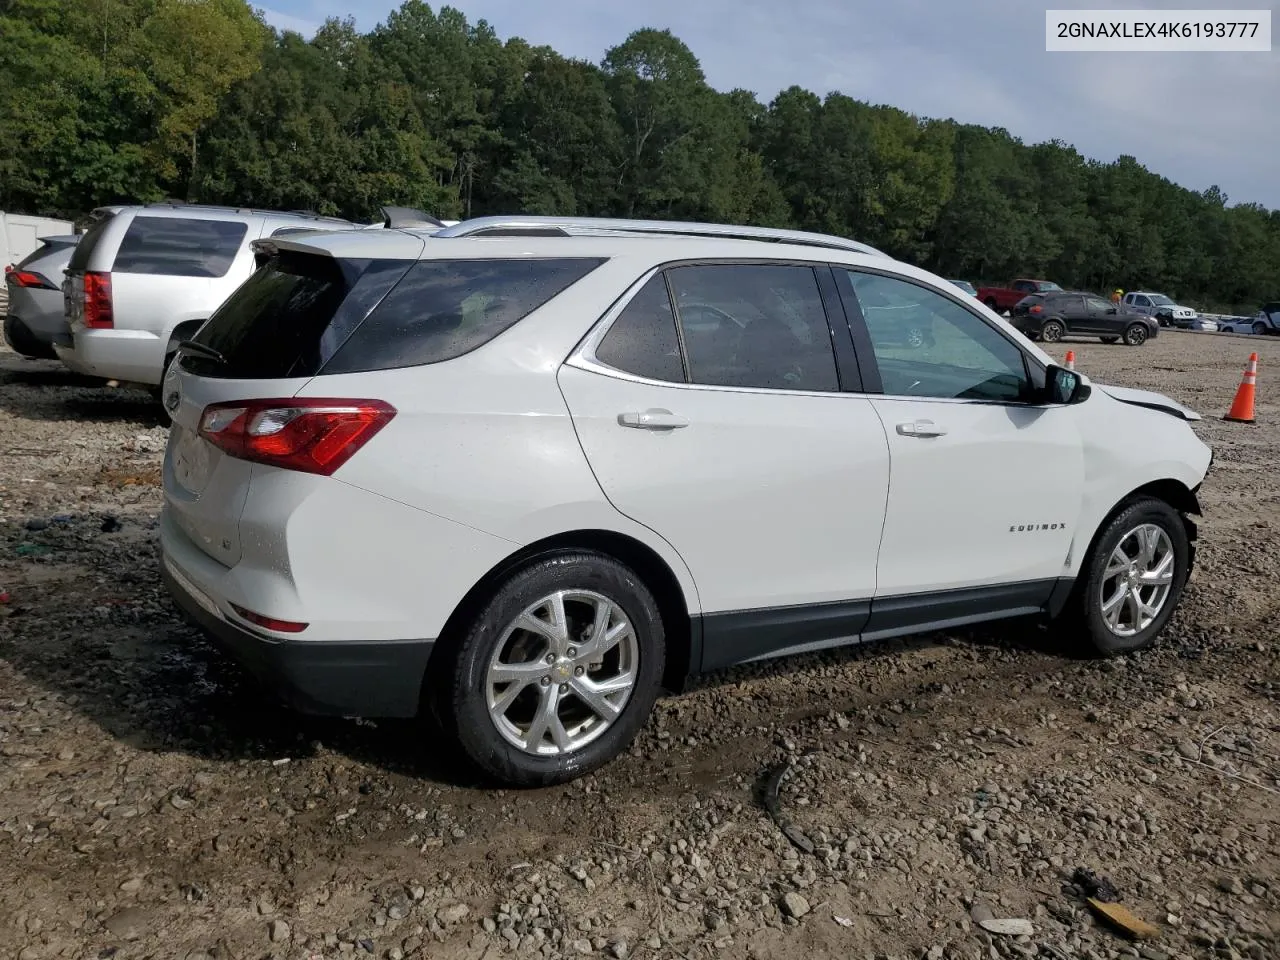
[430,529,699,693]
[1075,477,1200,575]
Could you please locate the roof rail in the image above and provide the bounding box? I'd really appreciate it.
[431,216,888,257]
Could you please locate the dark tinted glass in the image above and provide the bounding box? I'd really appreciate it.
[325,258,605,374]
[180,253,408,379]
[67,214,116,271]
[113,216,248,277]
[595,275,685,382]
[665,264,838,392]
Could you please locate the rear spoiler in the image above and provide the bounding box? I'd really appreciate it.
[380,206,446,229]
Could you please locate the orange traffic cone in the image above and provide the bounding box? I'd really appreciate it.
[1223,352,1258,423]
[1065,350,1075,371]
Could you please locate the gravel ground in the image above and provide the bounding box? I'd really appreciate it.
[1,332,1277,960]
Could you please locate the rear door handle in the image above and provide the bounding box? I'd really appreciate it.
[617,409,689,431]
[896,419,947,438]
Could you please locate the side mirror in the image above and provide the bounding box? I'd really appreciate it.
[1045,364,1091,405]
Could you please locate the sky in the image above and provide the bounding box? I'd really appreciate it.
[257,0,1280,209]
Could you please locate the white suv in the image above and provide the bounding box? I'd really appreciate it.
[159,216,1213,787]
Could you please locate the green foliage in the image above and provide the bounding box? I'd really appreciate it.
[1,0,1275,311]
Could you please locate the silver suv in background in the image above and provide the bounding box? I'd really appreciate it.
[55,204,359,389]
[4,233,80,359]
[1121,291,1198,328]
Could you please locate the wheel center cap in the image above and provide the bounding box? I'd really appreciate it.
[552,660,573,680]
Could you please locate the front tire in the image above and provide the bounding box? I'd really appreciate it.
[430,552,666,787]
[1254,321,1268,336]
[1123,323,1149,346]
[1069,498,1191,656]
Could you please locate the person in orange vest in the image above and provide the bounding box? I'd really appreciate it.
[1110,288,1124,306]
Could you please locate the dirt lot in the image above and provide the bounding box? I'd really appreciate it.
[1,332,1277,960]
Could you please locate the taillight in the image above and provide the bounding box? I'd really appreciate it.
[83,271,114,329]
[5,269,57,289]
[1030,305,1042,314]
[229,603,308,634]
[198,398,396,476]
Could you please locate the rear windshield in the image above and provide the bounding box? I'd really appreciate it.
[181,254,604,379]
[113,216,248,277]
[67,213,116,272]
[180,252,408,379]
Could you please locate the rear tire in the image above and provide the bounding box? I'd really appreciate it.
[984,297,999,311]
[429,551,666,787]
[1040,320,1065,343]
[1123,323,1149,346]
[1064,497,1191,656]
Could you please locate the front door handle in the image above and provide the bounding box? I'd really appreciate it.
[617,409,689,431]
[896,419,947,438]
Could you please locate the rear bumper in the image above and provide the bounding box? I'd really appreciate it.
[162,557,434,718]
[53,327,166,384]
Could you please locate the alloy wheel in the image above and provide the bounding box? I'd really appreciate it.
[485,590,639,756]
[1098,523,1176,637]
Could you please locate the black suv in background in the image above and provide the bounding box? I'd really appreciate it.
[1010,291,1159,346]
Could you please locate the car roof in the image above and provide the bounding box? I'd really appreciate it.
[264,216,893,266]
[91,203,355,229]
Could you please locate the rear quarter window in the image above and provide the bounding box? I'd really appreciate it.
[112,216,248,278]
[67,214,117,272]
[322,257,606,374]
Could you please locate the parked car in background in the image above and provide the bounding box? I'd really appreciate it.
[1218,303,1279,336]
[948,279,978,297]
[4,234,79,359]
[160,215,1210,788]
[54,203,360,397]
[977,278,1062,313]
[1010,290,1160,345]
[1121,291,1198,328]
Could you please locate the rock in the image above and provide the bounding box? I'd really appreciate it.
[1176,740,1199,760]
[436,902,470,925]
[118,877,143,893]
[104,906,154,939]
[978,917,1035,937]
[387,903,407,921]
[256,897,275,916]
[571,939,592,955]
[1249,884,1267,898]
[971,904,995,924]
[968,824,988,843]
[1219,877,1245,895]
[609,939,629,959]
[268,919,291,943]
[408,885,426,902]
[24,518,49,532]
[386,949,404,960]
[780,892,810,919]
[19,948,41,960]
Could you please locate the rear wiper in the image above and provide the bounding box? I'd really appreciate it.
[177,340,226,365]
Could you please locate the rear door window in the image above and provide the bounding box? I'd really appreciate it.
[664,263,839,392]
[594,275,686,383]
[113,217,248,278]
[322,258,605,374]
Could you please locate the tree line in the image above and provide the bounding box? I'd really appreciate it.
[2,0,1276,313]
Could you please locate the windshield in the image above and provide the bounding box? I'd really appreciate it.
[1148,294,1174,306]
[1035,281,1062,292]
